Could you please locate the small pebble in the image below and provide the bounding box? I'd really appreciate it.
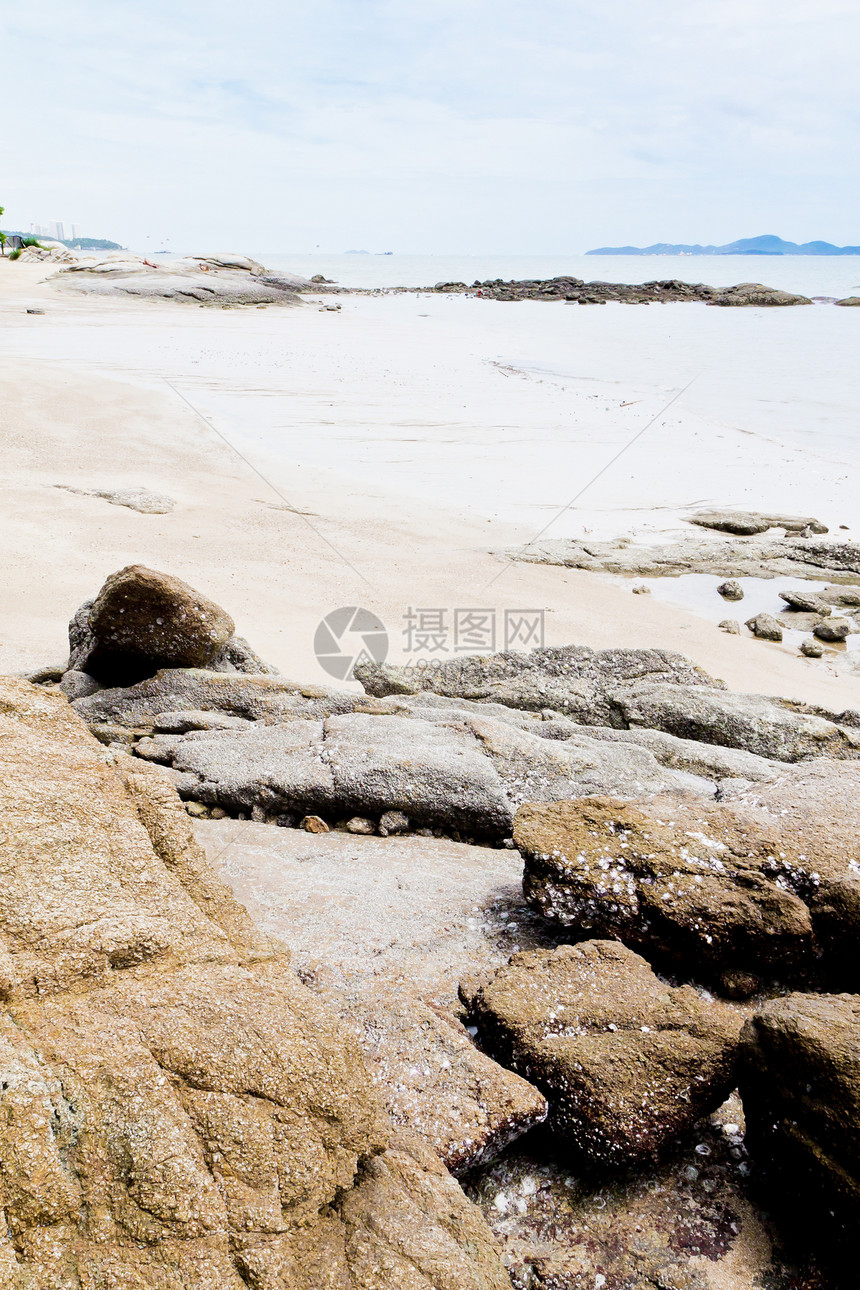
[301,815,330,833]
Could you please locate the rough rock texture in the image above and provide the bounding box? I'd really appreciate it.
[691,510,827,536]
[0,677,510,1288]
[718,579,744,600]
[55,484,176,513]
[194,818,554,1006]
[464,941,741,1166]
[357,644,717,723]
[468,1096,828,1290]
[313,980,547,1177]
[517,765,860,995]
[431,276,812,307]
[50,253,308,304]
[813,616,852,641]
[740,993,860,1266]
[69,565,236,684]
[745,612,783,641]
[504,534,860,580]
[127,707,709,839]
[780,587,832,614]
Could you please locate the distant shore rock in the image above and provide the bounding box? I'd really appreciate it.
[431,277,813,306]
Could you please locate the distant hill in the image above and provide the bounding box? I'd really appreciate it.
[587,234,860,257]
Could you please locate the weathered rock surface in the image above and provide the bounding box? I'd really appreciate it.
[465,941,741,1167]
[718,579,744,600]
[313,980,547,1177]
[691,510,827,536]
[55,484,176,513]
[745,612,783,641]
[69,565,236,684]
[0,677,510,1288]
[813,615,852,641]
[467,1095,826,1290]
[517,763,860,994]
[740,993,860,1266]
[780,587,832,614]
[431,276,812,307]
[126,706,710,839]
[51,253,308,305]
[504,533,860,580]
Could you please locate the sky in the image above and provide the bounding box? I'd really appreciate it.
[2,0,858,254]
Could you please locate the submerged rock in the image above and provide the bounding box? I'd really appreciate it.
[464,941,740,1167]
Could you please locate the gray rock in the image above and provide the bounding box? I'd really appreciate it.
[719,618,741,633]
[52,254,306,305]
[560,722,783,784]
[504,534,860,580]
[745,612,783,641]
[379,810,410,836]
[69,566,235,685]
[779,587,831,614]
[612,680,860,761]
[835,296,860,306]
[465,941,741,1165]
[801,639,825,658]
[209,634,280,674]
[152,709,253,733]
[54,485,175,514]
[126,709,705,842]
[740,993,860,1267]
[717,579,744,600]
[346,816,375,834]
[777,610,826,632]
[821,584,860,607]
[814,616,852,641]
[693,510,827,536]
[356,644,718,725]
[58,669,102,701]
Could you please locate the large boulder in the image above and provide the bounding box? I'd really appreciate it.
[739,993,860,1267]
[0,677,510,1288]
[69,565,236,684]
[464,941,741,1167]
[516,763,860,995]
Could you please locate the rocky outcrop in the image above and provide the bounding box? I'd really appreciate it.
[504,533,860,580]
[0,677,510,1288]
[464,941,741,1167]
[431,276,812,306]
[691,510,828,536]
[740,993,860,1265]
[69,565,236,684]
[516,763,860,995]
[50,253,308,304]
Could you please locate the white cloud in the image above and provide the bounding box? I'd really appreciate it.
[2,0,857,250]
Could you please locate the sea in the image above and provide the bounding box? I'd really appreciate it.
[254,252,860,298]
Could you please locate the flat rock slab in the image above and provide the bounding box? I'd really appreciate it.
[516,765,860,995]
[194,818,552,1004]
[740,993,860,1269]
[465,941,740,1167]
[196,820,551,1174]
[504,534,860,581]
[467,1096,828,1290]
[55,485,175,514]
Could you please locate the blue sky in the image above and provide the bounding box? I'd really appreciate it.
[2,0,858,252]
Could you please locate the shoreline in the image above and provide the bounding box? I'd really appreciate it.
[2,257,860,712]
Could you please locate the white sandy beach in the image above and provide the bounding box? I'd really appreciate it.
[2,254,859,713]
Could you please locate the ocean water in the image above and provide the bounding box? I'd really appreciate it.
[257,252,860,298]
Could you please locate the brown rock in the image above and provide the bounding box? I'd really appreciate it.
[516,768,860,995]
[466,941,741,1167]
[70,564,235,684]
[740,992,860,1268]
[301,814,330,832]
[0,678,510,1288]
[316,980,547,1176]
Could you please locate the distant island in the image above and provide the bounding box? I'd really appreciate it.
[0,229,122,251]
[587,234,860,257]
